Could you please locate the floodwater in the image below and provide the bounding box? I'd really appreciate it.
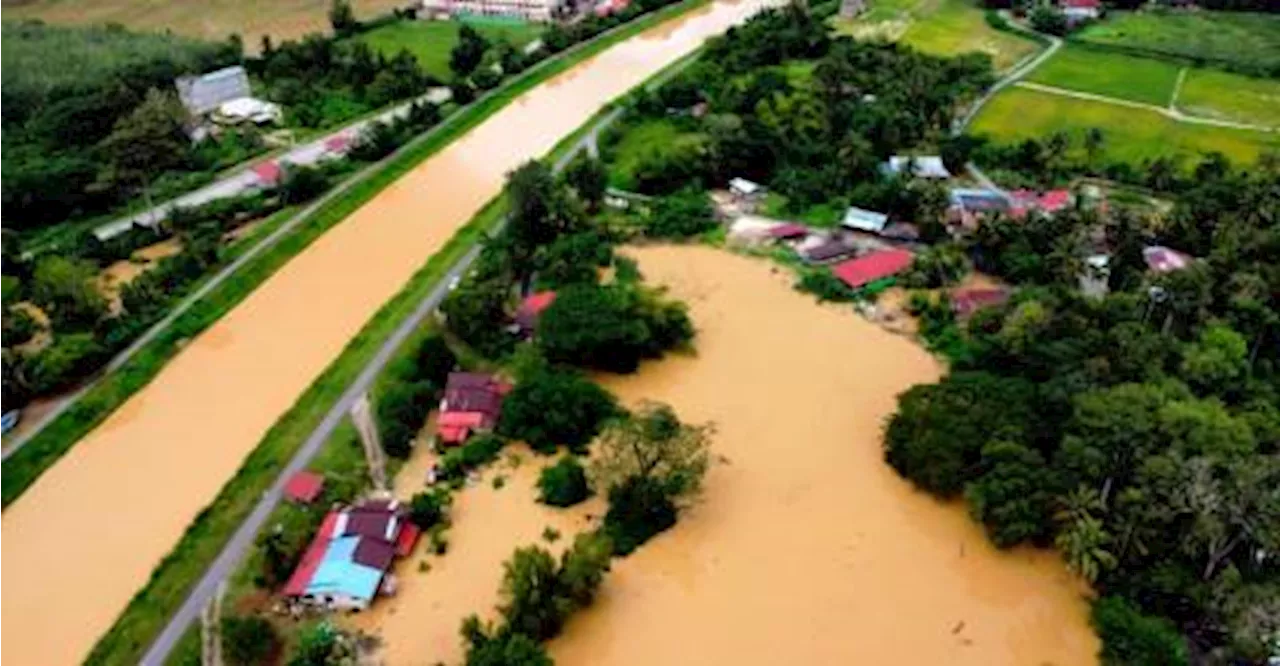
[348,246,1098,666]
[0,3,777,665]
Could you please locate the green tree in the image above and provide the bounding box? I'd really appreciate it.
[24,332,108,394]
[328,0,358,36]
[450,25,491,79]
[409,489,449,529]
[413,334,457,385]
[538,455,590,506]
[30,256,108,330]
[901,243,969,289]
[564,155,608,212]
[557,531,612,606]
[964,441,1056,547]
[498,367,616,453]
[1084,127,1105,170]
[96,88,189,205]
[376,380,437,458]
[498,545,565,640]
[646,188,716,239]
[1091,596,1188,666]
[1029,4,1068,35]
[288,622,354,666]
[440,274,514,358]
[535,283,692,373]
[534,230,613,289]
[460,618,552,666]
[1179,323,1247,395]
[1055,514,1116,583]
[222,614,278,666]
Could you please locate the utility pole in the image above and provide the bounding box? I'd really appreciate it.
[350,394,388,494]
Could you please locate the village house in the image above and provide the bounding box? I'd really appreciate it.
[948,187,1009,230]
[175,65,281,127]
[841,206,890,235]
[421,0,568,22]
[284,470,326,504]
[883,155,951,180]
[798,235,856,264]
[1009,189,1073,218]
[950,287,1011,318]
[1060,0,1102,22]
[436,372,510,446]
[283,499,420,611]
[832,248,914,290]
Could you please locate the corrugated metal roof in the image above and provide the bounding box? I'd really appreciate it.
[175,66,252,115]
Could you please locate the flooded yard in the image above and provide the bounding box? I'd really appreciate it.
[0,3,778,664]
[352,245,1098,665]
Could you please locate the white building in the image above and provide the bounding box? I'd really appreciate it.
[421,0,566,22]
[883,155,952,179]
[1060,0,1102,22]
[176,65,281,126]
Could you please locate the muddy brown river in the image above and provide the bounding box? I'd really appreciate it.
[355,246,1099,665]
[0,4,774,664]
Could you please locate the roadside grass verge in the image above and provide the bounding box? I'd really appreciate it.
[968,87,1280,167]
[1026,44,1182,107]
[1177,68,1280,128]
[77,1,715,663]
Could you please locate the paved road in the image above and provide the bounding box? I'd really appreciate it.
[137,115,611,666]
[1014,80,1278,132]
[952,22,1062,135]
[91,88,453,241]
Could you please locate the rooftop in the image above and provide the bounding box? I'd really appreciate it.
[842,206,889,234]
[832,249,914,289]
[283,471,325,504]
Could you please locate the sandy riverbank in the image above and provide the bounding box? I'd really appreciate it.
[351,245,1098,665]
[0,4,775,664]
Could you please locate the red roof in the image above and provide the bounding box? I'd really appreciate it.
[950,288,1010,316]
[284,511,339,595]
[253,161,282,186]
[284,470,325,503]
[395,523,421,557]
[516,291,557,330]
[1063,0,1100,7]
[439,425,471,444]
[832,249,914,289]
[438,411,488,428]
[324,133,352,154]
[769,223,809,239]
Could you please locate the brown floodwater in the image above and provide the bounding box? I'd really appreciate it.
[0,4,777,664]
[348,246,1098,666]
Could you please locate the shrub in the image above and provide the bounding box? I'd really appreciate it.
[538,456,590,507]
[30,256,108,330]
[461,620,552,666]
[408,489,449,529]
[647,188,716,238]
[498,368,617,453]
[23,332,108,394]
[440,432,507,481]
[376,380,437,459]
[603,475,676,555]
[2,307,39,346]
[221,614,278,666]
[1092,596,1188,666]
[414,333,458,386]
[795,269,855,302]
[278,164,331,204]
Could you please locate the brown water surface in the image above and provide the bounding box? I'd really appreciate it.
[0,5,773,664]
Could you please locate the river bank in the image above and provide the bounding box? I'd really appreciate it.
[0,3,776,664]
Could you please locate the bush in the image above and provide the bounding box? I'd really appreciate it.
[23,332,108,394]
[1092,596,1188,666]
[278,164,331,204]
[795,269,856,302]
[408,489,449,529]
[376,380,437,458]
[498,368,617,453]
[2,307,40,346]
[439,432,507,481]
[461,621,552,666]
[30,255,108,330]
[221,614,278,666]
[603,475,676,555]
[646,188,716,238]
[538,456,590,507]
[414,334,458,386]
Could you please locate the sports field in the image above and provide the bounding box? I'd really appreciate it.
[1025,45,1181,106]
[969,87,1279,167]
[356,19,544,79]
[832,0,1038,72]
[1178,68,1280,128]
[2,0,405,50]
[1074,10,1280,74]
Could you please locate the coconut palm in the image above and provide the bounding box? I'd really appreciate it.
[1056,515,1117,583]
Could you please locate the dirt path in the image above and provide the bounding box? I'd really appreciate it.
[0,4,775,664]
[546,246,1098,665]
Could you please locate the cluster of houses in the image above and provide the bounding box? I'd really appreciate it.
[283,498,421,611]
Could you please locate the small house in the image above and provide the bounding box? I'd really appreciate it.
[729,178,764,199]
[253,161,283,188]
[884,156,951,180]
[799,237,855,264]
[176,65,280,126]
[948,188,1010,229]
[284,470,326,504]
[436,372,509,446]
[832,249,914,289]
[950,287,1010,318]
[768,223,809,241]
[1009,189,1072,218]
[841,206,890,234]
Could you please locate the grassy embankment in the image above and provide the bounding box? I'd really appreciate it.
[970,86,1280,165]
[357,18,544,79]
[831,0,1038,71]
[75,1,717,663]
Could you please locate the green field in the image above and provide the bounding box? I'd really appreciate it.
[833,0,1039,72]
[1075,10,1280,75]
[606,117,705,190]
[357,19,544,79]
[1027,45,1182,106]
[970,87,1280,166]
[1178,68,1280,128]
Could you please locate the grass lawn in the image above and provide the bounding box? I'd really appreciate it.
[606,117,706,190]
[1177,68,1280,128]
[1026,45,1182,107]
[356,18,544,80]
[970,87,1280,167]
[1074,10,1280,74]
[833,0,1039,72]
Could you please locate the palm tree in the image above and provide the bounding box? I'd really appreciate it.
[1056,515,1117,583]
[1055,484,1107,526]
[1083,128,1105,172]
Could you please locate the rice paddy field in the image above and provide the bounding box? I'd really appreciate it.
[969,87,1280,167]
[1,0,406,50]
[1074,9,1280,75]
[831,0,1038,72]
[1025,45,1181,107]
[1177,68,1280,128]
[356,19,545,80]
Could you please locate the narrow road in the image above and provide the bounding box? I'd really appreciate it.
[1014,80,1278,132]
[952,21,1062,135]
[137,115,610,666]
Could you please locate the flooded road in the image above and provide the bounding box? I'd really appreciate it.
[0,4,775,664]
[352,246,1098,665]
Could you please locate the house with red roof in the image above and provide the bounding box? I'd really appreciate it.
[253,160,282,187]
[283,499,420,611]
[515,291,556,334]
[436,372,509,446]
[1010,189,1072,219]
[831,249,914,290]
[950,287,1011,318]
[284,470,325,504]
